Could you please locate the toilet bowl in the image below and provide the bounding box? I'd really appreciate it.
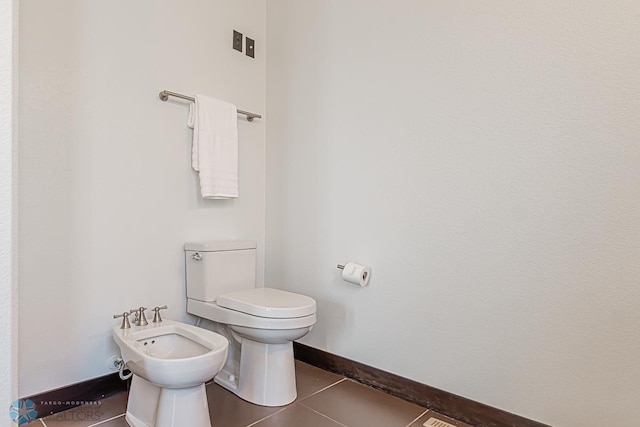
[112,319,228,427]
[187,287,316,407]
[184,240,317,407]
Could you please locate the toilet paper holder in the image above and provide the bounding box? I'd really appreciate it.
[337,262,370,285]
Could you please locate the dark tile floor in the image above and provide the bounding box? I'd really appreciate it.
[31,361,472,427]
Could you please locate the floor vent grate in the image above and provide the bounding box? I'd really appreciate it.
[424,417,458,427]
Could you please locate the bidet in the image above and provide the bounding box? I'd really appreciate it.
[112,319,228,427]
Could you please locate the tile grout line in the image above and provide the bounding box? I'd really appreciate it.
[405,409,430,427]
[244,378,347,427]
[297,402,349,427]
[87,413,125,427]
[296,377,347,403]
[38,419,47,426]
[244,406,290,427]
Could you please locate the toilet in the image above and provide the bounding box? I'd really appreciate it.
[112,319,228,427]
[185,240,317,407]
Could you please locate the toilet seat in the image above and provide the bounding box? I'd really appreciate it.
[217,288,316,319]
[187,298,316,330]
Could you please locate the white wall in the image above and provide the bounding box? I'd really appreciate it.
[0,0,19,408]
[266,1,640,426]
[19,0,266,397]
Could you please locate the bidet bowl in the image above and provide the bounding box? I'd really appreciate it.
[113,320,228,388]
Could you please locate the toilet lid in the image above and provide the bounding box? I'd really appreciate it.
[216,288,316,319]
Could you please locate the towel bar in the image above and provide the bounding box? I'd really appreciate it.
[159,90,262,122]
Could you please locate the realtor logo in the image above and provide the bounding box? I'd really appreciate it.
[9,399,38,425]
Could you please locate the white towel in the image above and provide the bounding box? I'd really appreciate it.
[187,94,239,199]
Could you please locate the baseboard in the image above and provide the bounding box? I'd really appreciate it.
[293,342,549,427]
[20,373,128,418]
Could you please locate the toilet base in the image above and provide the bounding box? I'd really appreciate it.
[214,339,297,407]
[126,375,212,427]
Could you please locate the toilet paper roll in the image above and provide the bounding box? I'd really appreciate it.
[342,262,371,287]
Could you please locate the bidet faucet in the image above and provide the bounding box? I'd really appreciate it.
[113,312,131,329]
[129,306,148,326]
[152,305,168,323]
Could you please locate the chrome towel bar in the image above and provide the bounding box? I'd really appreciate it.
[159,90,262,122]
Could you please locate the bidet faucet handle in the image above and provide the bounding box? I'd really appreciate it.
[129,306,148,327]
[152,305,168,323]
[113,312,131,329]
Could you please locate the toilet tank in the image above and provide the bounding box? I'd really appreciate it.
[185,240,257,302]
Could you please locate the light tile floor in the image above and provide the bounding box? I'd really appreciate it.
[31,361,472,427]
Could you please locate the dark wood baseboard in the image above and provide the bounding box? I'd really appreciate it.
[21,373,129,418]
[293,342,550,427]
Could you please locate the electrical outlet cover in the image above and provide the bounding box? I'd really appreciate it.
[233,30,243,52]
